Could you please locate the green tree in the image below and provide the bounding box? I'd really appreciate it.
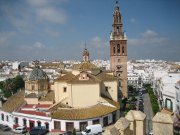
[0,81,4,90]
[2,75,24,98]
[13,75,24,92]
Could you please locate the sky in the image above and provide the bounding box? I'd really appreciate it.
[0,0,180,61]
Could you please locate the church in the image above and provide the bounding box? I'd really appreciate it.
[0,0,127,132]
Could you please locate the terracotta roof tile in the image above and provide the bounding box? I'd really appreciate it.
[39,90,55,101]
[1,91,26,113]
[73,62,99,71]
[96,72,118,81]
[56,73,75,82]
[51,99,120,120]
[67,72,101,84]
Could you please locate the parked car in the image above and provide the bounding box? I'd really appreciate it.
[0,124,11,131]
[29,126,48,135]
[148,130,153,135]
[82,124,103,135]
[139,108,144,112]
[13,126,27,134]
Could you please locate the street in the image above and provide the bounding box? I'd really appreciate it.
[0,130,83,135]
[144,91,154,134]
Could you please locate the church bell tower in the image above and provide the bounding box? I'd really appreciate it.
[110,0,127,97]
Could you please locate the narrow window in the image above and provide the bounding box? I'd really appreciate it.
[23,119,27,126]
[63,87,67,93]
[116,27,119,33]
[32,85,35,90]
[1,114,4,121]
[122,46,125,54]
[54,121,61,130]
[15,117,18,125]
[117,44,120,54]
[105,87,108,92]
[113,47,116,54]
[37,121,41,127]
[116,17,118,22]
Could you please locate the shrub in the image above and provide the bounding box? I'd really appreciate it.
[145,84,159,114]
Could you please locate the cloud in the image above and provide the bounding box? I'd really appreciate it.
[27,0,67,24]
[21,42,45,52]
[27,0,49,7]
[90,36,108,48]
[36,7,66,24]
[33,42,45,48]
[0,32,16,46]
[27,0,68,7]
[0,3,32,33]
[128,30,168,46]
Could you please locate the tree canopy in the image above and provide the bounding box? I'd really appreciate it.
[0,75,24,98]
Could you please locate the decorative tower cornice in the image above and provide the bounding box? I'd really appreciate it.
[111,0,126,40]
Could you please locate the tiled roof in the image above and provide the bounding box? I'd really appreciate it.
[96,72,118,81]
[73,62,98,71]
[51,99,120,120]
[55,73,75,82]
[49,102,71,112]
[1,91,26,113]
[67,72,101,84]
[39,90,55,101]
[40,62,64,69]
[25,93,37,98]
[18,110,47,116]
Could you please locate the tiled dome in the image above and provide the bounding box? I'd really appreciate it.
[27,67,48,81]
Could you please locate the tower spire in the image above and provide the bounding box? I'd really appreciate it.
[85,41,87,49]
[82,42,89,62]
[115,0,119,10]
[115,0,118,5]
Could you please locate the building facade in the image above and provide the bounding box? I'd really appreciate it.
[0,1,124,133]
[0,49,121,132]
[110,0,128,97]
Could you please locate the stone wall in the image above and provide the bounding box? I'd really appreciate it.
[152,112,173,135]
[103,110,174,135]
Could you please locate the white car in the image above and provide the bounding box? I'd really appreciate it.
[82,124,103,135]
[13,126,27,134]
[148,130,153,135]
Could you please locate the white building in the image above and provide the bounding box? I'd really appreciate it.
[158,73,180,112]
[175,81,180,113]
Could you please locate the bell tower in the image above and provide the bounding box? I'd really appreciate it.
[110,0,127,97]
[82,44,90,62]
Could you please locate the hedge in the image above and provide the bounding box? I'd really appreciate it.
[145,84,159,114]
